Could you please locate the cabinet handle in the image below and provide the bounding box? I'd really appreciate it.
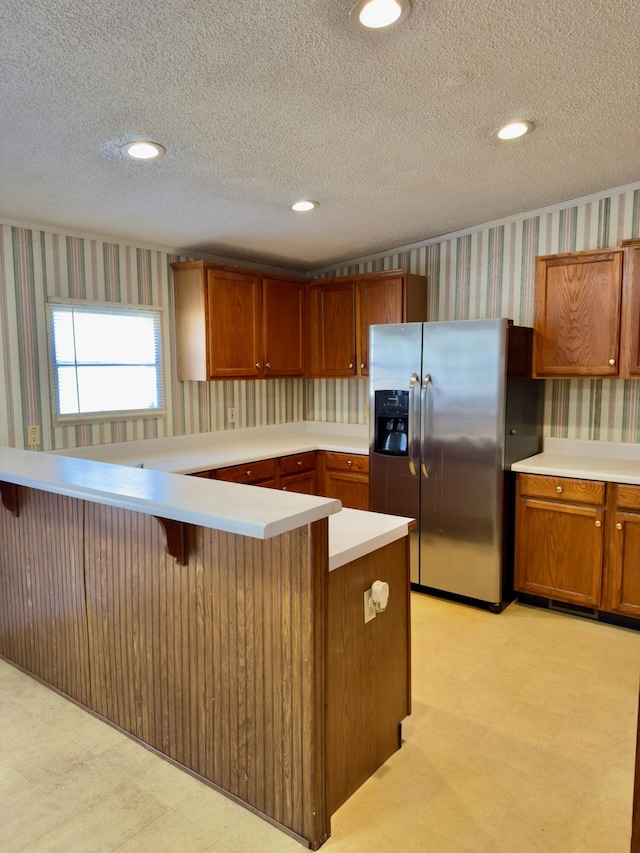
[347,460,352,466]
[616,522,623,530]
[556,485,563,493]
[595,520,602,527]
[256,363,261,369]
[609,358,616,366]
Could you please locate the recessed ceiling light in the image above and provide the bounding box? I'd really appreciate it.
[290,200,319,212]
[122,141,166,160]
[495,121,534,140]
[349,0,412,30]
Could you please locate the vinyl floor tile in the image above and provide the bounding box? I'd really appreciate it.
[1,596,638,852]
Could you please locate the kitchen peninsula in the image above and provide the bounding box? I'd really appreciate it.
[0,429,412,850]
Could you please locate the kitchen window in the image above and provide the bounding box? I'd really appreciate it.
[48,300,164,421]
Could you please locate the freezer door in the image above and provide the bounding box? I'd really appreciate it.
[369,323,423,583]
[420,319,508,603]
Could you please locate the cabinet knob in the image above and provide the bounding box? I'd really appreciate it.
[282,485,287,491]
[556,485,563,492]
[297,460,303,466]
[609,358,616,366]
[349,363,354,369]
[347,460,352,466]
[616,522,623,530]
[256,363,261,369]
[246,470,252,477]
[266,362,271,368]
[595,520,602,527]
[360,363,365,369]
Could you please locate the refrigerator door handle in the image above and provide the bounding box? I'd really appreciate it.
[420,373,431,478]
[408,372,420,476]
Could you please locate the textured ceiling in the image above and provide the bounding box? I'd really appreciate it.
[1,0,639,273]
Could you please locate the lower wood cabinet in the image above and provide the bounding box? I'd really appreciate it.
[608,484,640,617]
[214,457,278,488]
[279,451,317,494]
[515,473,640,620]
[198,450,370,510]
[515,474,605,607]
[320,452,369,511]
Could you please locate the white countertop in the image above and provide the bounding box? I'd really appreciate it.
[329,508,413,571]
[1,422,413,560]
[53,421,369,472]
[511,438,640,484]
[0,446,341,539]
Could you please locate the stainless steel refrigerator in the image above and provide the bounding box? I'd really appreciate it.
[369,318,542,611]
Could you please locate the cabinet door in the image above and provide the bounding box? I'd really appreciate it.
[262,279,305,377]
[206,270,262,378]
[608,510,640,617]
[324,471,369,510]
[357,276,403,376]
[515,495,604,607]
[281,471,316,495]
[309,282,356,377]
[533,250,623,377]
[322,453,370,510]
[620,246,640,378]
[607,485,640,616]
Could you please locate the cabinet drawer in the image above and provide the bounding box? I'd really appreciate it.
[615,483,640,511]
[280,451,316,476]
[518,473,604,505]
[215,458,277,484]
[324,452,369,474]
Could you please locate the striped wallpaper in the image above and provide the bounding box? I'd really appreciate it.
[1,182,639,450]
[316,184,640,443]
[0,228,304,450]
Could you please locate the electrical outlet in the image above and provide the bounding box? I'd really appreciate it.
[27,425,40,446]
[227,407,236,425]
[364,588,376,624]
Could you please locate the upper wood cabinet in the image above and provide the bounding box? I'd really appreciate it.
[533,245,640,378]
[308,280,356,377]
[262,278,305,377]
[171,260,305,380]
[307,270,426,378]
[620,246,640,378]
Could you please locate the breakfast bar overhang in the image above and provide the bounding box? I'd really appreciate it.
[0,448,412,848]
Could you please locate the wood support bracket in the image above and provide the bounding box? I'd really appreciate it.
[153,516,188,565]
[0,481,19,517]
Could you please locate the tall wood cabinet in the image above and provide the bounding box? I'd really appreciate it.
[172,261,305,380]
[308,270,427,378]
[515,473,640,621]
[533,245,640,378]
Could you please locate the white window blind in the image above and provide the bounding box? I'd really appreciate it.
[48,301,164,420]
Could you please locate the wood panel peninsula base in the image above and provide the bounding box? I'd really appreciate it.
[0,454,411,850]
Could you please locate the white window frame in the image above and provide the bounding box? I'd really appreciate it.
[47,298,166,424]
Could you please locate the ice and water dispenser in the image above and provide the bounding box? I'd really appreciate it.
[373,390,409,456]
